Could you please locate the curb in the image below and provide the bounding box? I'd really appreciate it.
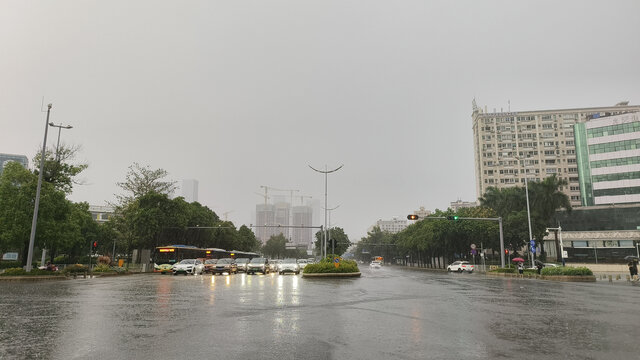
[486,272,596,282]
[302,272,361,278]
[0,276,68,282]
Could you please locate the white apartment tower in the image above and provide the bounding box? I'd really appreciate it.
[472,100,640,207]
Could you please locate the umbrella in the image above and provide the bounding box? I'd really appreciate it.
[512,257,525,262]
[624,255,639,261]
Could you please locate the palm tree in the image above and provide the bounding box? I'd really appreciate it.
[529,175,572,260]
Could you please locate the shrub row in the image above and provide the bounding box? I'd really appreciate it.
[541,266,593,276]
[303,256,360,274]
[0,267,63,276]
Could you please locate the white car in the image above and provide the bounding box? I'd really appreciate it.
[278,258,300,274]
[369,261,382,269]
[447,261,474,273]
[172,259,205,275]
[297,259,308,269]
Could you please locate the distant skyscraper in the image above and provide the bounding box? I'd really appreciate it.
[0,153,28,175]
[256,203,276,244]
[292,205,313,247]
[181,179,198,203]
[370,217,408,234]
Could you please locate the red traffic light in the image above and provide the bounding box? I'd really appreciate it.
[93,241,98,248]
[407,214,419,220]
[504,249,509,255]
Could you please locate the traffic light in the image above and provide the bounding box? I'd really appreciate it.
[93,241,98,248]
[446,216,459,220]
[407,214,419,220]
[504,249,509,255]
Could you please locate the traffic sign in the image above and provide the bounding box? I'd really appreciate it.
[530,239,536,253]
[334,257,340,268]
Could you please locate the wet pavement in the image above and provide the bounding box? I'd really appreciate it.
[1,266,639,360]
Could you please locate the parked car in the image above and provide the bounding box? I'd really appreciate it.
[278,258,300,275]
[247,258,270,274]
[235,258,251,272]
[172,259,205,275]
[213,258,237,275]
[544,263,559,268]
[203,259,217,273]
[447,261,474,273]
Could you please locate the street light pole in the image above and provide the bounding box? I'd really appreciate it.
[39,122,73,266]
[516,155,535,268]
[49,122,73,161]
[309,164,343,259]
[26,104,52,272]
[323,204,340,255]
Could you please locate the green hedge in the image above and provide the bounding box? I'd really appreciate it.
[0,261,22,269]
[541,266,593,276]
[303,256,360,274]
[62,264,89,274]
[0,267,63,276]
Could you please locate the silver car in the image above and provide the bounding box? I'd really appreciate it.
[235,258,251,272]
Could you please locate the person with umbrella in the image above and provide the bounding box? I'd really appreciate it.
[513,258,525,275]
[626,256,638,281]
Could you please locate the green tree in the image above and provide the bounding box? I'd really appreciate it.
[315,226,350,256]
[115,163,177,206]
[237,225,260,252]
[262,234,287,259]
[33,144,88,194]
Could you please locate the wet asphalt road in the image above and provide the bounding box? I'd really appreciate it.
[1,266,639,360]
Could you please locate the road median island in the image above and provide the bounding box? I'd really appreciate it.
[0,275,68,282]
[302,272,361,278]
[302,256,361,278]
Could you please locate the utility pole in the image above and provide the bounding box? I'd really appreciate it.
[26,104,52,272]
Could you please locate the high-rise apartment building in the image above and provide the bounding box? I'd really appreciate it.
[574,111,640,206]
[255,204,275,244]
[371,217,408,234]
[472,101,640,207]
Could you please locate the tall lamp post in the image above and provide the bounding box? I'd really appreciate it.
[26,104,52,271]
[516,156,535,268]
[49,122,73,161]
[309,164,343,259]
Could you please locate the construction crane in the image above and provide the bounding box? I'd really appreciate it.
[222,211,234,222]
[298,195,313,206]
[259,186,299,206]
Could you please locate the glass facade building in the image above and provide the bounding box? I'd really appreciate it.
[0,153,28,175]
[574,112,640,206]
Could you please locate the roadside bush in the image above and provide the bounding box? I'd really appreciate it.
[0,261,22,269]
[541,266,593,276]
[62,264,89,275]
[492,267,515,273]
[304,258,359,274]
[0,267,27,276]
[92,264,111,273]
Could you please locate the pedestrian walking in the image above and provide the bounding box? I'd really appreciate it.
[518,262,524,275]
[629,260,638,282]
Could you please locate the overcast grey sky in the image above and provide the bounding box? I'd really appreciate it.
[2,0,640,241]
